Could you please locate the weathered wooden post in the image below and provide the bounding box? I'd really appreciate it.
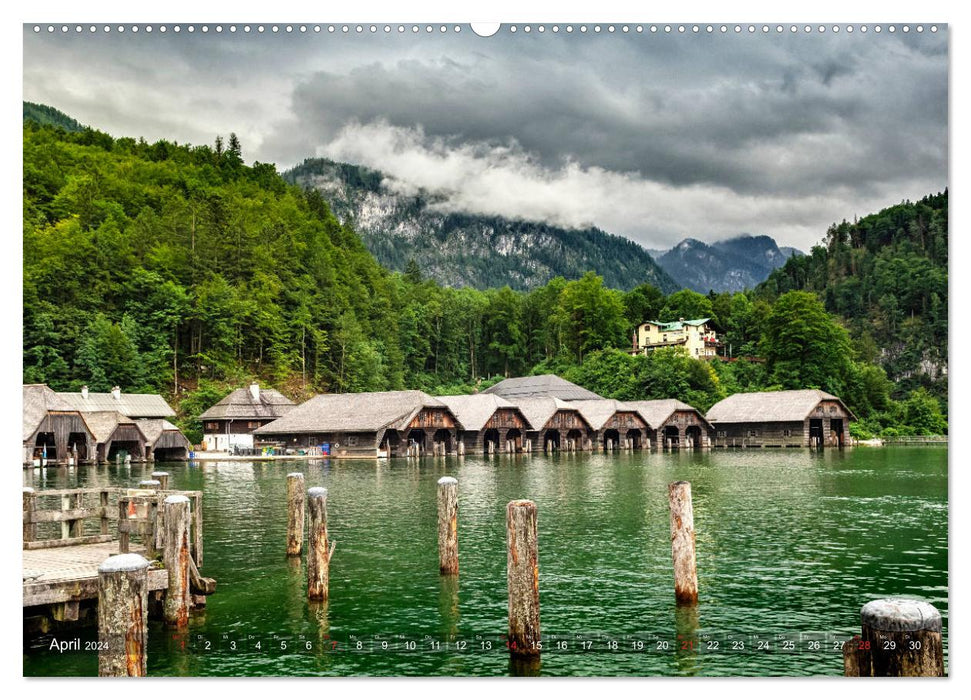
[437,477,459,575]
[98,553,150,677]
[286,472,305,556]
[138,479,161,491]
[23,487,36,544]
[162,495,191,627]
[151,471,170,491]
[307,487,331,601]
[668,481,698,605]
[457,440,465,456]
[843,634,867,676]
[856,598,944,676]
[506,499,540,658]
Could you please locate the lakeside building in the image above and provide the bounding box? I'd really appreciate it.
[58,385,176,419]
[625,399,715,448]
[482,374,604,401]
[705,389,855,448]
[437,394,532,454]
[23,384,94,465]
[253,390,463,458]
[631,318,720,358]
[198,383,295,452]
[137,419,193,461]
[514,397,593,452]
[82,410,148,463]
[570,399,651,450]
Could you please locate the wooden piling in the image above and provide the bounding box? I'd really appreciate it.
[457,441,465,456]
[97,553,150,677]
[843,634,866,676]
[286,473,305,556]
[858,598,944,676]
[437,477,459,575]
[506,499,540,658]
[307,487,331,601]
[138,479,161,491]
[162,495,191,627]
[668,481,698,605]
[23,487,35,543]
[151,471,170,490]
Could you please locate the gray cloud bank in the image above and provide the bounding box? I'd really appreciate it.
[24,27,947,250]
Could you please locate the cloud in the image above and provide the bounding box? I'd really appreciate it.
[320,119,936,250]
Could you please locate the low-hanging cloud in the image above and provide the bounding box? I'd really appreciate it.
[320,119,938,250]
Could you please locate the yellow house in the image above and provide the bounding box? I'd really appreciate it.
[632,318,720,358]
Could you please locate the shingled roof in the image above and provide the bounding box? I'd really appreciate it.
[198,385,295,420]
[706,389,855,423]
[135,418,184,444]
[624,399,713,430]
[81,411,144,443]
[513,397,590,432]
[436,394,531,431]
[482,374,604,401]
[58,390,175,418]
[570,399,642,430]
[23,384,77,441]
[253,391,459,434]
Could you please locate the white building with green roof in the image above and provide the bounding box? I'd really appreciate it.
[632,318,720,358]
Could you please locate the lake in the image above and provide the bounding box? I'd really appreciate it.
[22,446,948,676]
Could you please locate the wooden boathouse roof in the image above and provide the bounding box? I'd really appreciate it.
[482,374,604,401]
[23,384,77,441]
[705,389,856,423]
[58,390,175,418]
[198,385,295,420]
[136,419,192,450]
[436,394,531,431]
[80,411,145,443]
[624,399,714,430]
[513,397,590,431]
[570,399,644,431]
[253,390,461,434]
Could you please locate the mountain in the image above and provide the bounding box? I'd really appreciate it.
[652,234,802,293]
[758,191,947,398]
[283,158,679,293]
[23,101,85,132]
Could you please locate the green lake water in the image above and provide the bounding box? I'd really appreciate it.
[22,447,948,677]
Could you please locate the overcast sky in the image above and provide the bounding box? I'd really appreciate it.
[23,24,948,251]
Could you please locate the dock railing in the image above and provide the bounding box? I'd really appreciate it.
[23,486,203,565]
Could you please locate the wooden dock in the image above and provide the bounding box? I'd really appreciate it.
[22,486,210,617]
[23,541,167,607]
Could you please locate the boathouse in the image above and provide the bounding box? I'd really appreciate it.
[137,419,192,461]
[83,411,149,463]
[23,384,95,465]
[571,399,650,450]
[198,383,295,452]
[58,385,176,419]
[482,374,604,401]
[625,399,714,449]
[437,394,533,454]
[253,390,463,458]
[515,397,593,452]
[705,389,855,448]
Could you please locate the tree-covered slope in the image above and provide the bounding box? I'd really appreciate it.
[283,158,679,293]
[24,101,85,132]
[758,191,948,399]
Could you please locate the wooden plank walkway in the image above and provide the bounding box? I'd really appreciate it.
[23,541,167,607]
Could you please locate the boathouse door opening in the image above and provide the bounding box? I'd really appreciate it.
[830,419,845,447]
[626,428,642,449]
[433,428,453,454]
[809,419,824,447]
[685,425,702,450]
[663,425,680,447]
[566,428,584,451]
[505,428,523,452]
[67,432,89,461]
[544,429,561,453]
[602,428,620,451]
[407,429,427,455]
[483,428,500,454]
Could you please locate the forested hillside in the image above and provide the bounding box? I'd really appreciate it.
[22,115,947,440]
[758,192,948,403]
[284,157,679,292]
[23,101,84,132]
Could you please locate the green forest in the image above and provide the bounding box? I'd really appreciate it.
[23,118,948,441]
